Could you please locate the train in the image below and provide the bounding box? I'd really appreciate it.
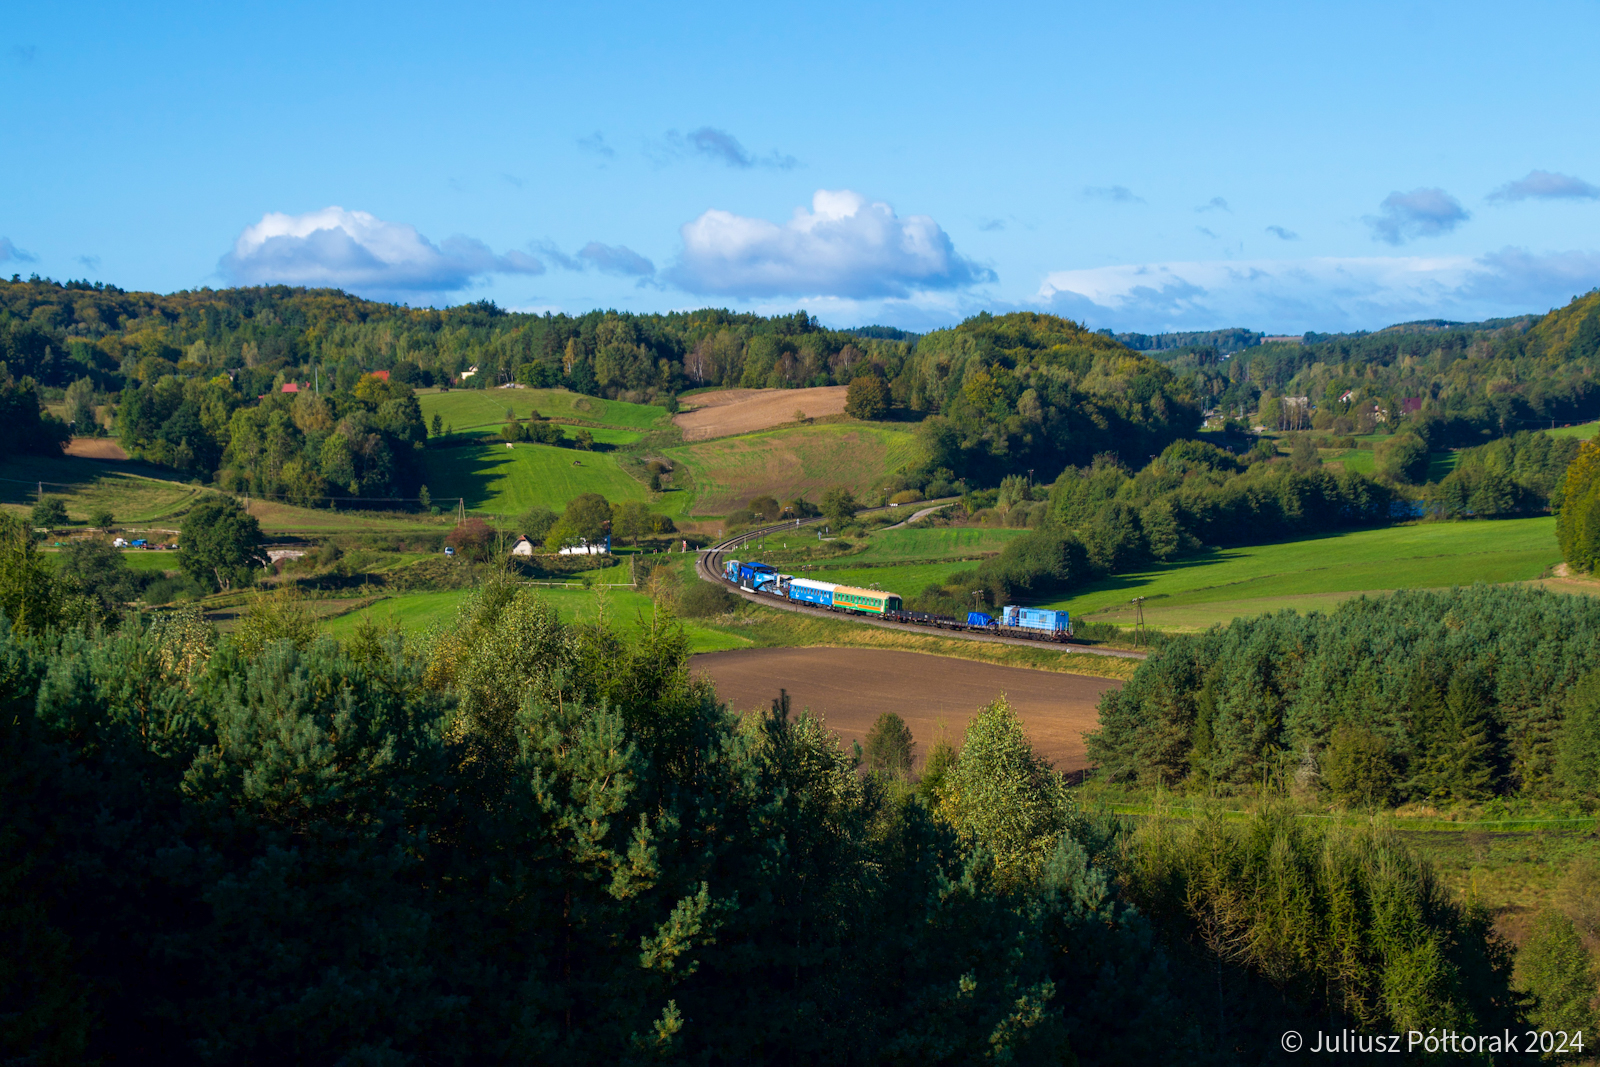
[720,558,1073,642]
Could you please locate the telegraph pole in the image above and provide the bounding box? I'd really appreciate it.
[1130,596,1147,647]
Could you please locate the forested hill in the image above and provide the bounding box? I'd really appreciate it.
[903,312,1202,483]
[0,278,916,400]
[1212,292,1600,443]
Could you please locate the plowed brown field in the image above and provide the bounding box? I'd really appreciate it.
[65,438,130,460]
[691,647,1119,772]
[673,386,848,440]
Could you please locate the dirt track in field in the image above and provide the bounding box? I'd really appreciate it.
[673,386,848,441]
[691,647,1120,772]
[65,438,130,460]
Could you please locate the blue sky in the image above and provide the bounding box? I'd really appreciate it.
[4,0,1599,333]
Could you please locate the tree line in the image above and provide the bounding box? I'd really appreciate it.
[117,369,427,500]
[1089,584,1600,803]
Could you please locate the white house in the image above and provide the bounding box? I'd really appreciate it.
[510,535,536,557]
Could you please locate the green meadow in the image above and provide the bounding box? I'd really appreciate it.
[417,388,670,433]
[0,455,202,526]
[1048,516,1565,630]
[418,441,679,519]
[322,582,751,653]
[1545,419,1599,440]
[733,524,1026,599]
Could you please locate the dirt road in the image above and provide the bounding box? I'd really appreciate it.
[692,646,1118,772]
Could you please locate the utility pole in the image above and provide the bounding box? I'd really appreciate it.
[1130,596,1147,647]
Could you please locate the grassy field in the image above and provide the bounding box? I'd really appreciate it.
[1546,419,1600,440]
[418,441,674,519]
[1047,516,1564,630]
[417,388,670,433]
[0,455,202,526]
[39,548,179,573]
[731,524,1025,598]
[322,583,751,652]
[664,422,921,517]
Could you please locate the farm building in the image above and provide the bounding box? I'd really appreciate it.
[510,536,536,557]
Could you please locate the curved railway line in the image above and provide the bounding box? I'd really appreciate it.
[695,509,1148,662]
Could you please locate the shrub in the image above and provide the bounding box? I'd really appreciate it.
[889,489,923,505]
[1517,909,1599,1038]
[1376,432,1430,484]
[446,518,496,561]
[31,497,69,527]
[677,580,738,618]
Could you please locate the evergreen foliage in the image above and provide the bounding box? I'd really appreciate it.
[1089,585,1600,799]
[1119,808,1519,1040]
[0,573,1534,1063]
[863,710,915,777]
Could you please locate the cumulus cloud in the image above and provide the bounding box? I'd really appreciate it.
[1266,225,1300,241]
[220,207,542,300]
[0,238,37,263]
[1083,185,1144,203]
[1365,187,1469,245]
[1488,170,1600,203]
[577,242,655,277]
[1035,248,1600,333]
[666,189,994,299]
[1197,197,1230,213]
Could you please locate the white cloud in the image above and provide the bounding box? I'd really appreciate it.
[1197,197,1230,213]
[1266,225,1299,241]
[1488,170,1600,203]
[1364,187,1469,245]
[220,207,542,299]
[666,189,994,299]
[1035,248,1600,333]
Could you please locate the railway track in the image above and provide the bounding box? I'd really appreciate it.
[694,510,1149,662]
